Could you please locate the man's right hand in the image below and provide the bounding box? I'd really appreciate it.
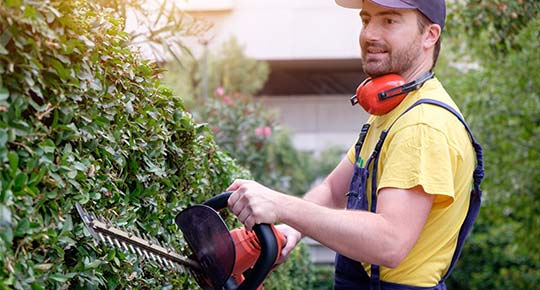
[274,224,302,264]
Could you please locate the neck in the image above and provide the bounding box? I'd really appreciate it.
[401,58,434,82]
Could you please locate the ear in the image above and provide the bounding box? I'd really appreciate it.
[423,24,441,50]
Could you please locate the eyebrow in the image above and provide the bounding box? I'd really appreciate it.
[359,10,404,18]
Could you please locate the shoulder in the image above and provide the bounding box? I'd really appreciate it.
[387,79,472,155]
[396,78,463,131]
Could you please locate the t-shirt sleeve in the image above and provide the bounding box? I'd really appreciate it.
[346,142,356,164]
[378,124,458,209]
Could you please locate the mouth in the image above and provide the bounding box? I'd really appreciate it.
[362,41,389,60]
[366,46,388,55]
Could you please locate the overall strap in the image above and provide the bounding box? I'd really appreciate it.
[417,100,485,283]
[354,123,372,167]
[368,98,484,290]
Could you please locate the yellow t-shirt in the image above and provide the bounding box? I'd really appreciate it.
[346,77,475,287]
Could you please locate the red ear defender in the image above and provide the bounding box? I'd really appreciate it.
[354,74,407,115]
[350,71,435,115]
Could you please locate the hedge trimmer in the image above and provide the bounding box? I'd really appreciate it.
[76,192,285,290]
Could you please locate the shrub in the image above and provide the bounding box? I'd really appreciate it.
[442,11,540,290]
[163,37,270,105]
[198,89,316,196]
[265,243,316,290]
[163,38,319,196]
[0,1,243,289]
[0,1,316,289]
[311,265,335,290]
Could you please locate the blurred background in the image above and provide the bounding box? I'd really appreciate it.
[1,0,539,289]
[134,1,540,288]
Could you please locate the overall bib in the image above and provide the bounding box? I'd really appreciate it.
[334,99,484,290]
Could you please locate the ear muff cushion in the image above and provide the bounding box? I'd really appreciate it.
[356,74,407,115]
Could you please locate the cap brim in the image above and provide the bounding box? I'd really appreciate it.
[335,0,416,9]
[335,0,362,9]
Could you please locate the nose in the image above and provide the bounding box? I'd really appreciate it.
[361,22,381,42]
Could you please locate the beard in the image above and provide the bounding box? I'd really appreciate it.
[361,35,423,78]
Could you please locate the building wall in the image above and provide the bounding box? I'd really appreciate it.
[260,95,369,154]
[179,0,362,60]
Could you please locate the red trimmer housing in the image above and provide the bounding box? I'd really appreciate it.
[230,226,286,288]
[175,192,286,290]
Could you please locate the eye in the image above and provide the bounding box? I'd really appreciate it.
[361,17,370,26]
[385,18,397,25]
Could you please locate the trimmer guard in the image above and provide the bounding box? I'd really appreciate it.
[175,205,235,290]
[176,192,280,290]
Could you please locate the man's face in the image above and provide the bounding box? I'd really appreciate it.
[359,0,424,78]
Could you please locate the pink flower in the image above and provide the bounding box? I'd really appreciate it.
[215,87,225,96]
[255,127,264,136]
[223,95,234,106]
[255,126,272,138]
[263,126,271,138]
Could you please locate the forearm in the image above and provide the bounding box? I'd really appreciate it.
[228,178,432,268]
[289,182,339,240]
[278,194,397,267]
[227,179,432,267]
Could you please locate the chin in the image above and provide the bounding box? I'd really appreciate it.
[362,63,393,78]
[363,68,391,78]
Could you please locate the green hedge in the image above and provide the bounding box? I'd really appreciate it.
[163,38,318,197]
[0,1,313,289]
[441,15,540,290]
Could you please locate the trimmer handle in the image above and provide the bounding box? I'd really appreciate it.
[203,192,279,290]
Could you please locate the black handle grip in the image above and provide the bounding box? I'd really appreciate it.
[203,192,279,290]
[202,191,233,211]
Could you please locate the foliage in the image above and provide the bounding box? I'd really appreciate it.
[448,0,540,56]
[96,0,212,63]
[439,6,540,290]
[447,0,540,56]
[163,37,270,106]
[195,89,316,196]
[163,36,318,288]
[311,146,347,182]
[0,0,247,289]
[0,1,316,289]
[264,243,316,290]
[310,265,334,290]
[207,38,270,97]
[164,40,316,196]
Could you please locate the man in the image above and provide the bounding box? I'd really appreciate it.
[227,0,484,289]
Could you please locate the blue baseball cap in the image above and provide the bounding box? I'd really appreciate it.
[335,0,446,31]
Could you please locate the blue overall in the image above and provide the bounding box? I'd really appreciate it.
[334,99,484,290]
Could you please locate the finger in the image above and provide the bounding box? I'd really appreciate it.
[281,239,296,257]
[227,190,239,209]
[237,207,251,225]
[244,216,255,231]
[277,242,294,264]
[226,179,247,191]
[274,225,301,264]
[228,188,247,209]
[229,199,244,217]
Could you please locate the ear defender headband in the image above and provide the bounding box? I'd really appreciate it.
[350,71,435,115]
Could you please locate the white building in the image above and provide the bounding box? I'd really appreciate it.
[178,0,369,155]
